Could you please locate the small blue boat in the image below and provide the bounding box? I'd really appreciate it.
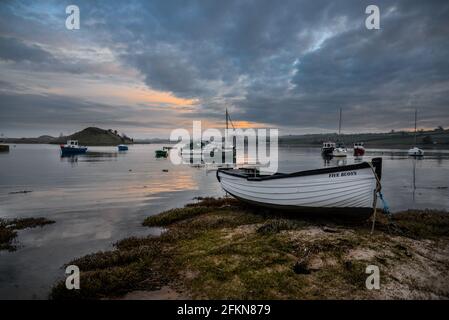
[118,144,128,151]
[60,140,87,155]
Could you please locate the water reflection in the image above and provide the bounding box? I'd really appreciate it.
[410,157,425,202]
[412,157,417,201]
[60,151,119,164]
[321,154,348,167]
[60,154,79,167]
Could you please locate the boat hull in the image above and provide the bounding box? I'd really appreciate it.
[408,147,424,157]
[155,150,168,158]
[217,159,381,211]
[332,149,348,157]
[321,147,334,156]
[60,146,87,155]
[353,147,365,157]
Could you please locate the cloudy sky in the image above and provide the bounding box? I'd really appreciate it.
[0,0,448,138]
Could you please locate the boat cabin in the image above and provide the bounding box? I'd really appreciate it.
[67,140,79,146]
[322,142,336,149]
[354,142,364,147]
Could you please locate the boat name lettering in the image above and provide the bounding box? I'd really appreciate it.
[329,171,357,178]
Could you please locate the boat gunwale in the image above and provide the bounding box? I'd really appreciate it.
[218,159,380,181]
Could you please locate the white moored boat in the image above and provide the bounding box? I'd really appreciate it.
[407,109,424,157]
[332,143,348,157]
[217,158,382,212]
[331,108,347,157]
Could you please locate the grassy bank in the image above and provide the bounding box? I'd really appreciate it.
[51,198,449,299]
[0,217,55,251]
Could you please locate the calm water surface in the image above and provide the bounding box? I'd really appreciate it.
[0,144,448,299]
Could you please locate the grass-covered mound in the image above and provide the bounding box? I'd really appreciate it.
[0,217,55,251]
[51,198,449,300]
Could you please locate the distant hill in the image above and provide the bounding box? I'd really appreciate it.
[279,128,449,148]
[134,138,171,144]
[4,127,133,146]
[4,135,57,144]
[52,127,133,146]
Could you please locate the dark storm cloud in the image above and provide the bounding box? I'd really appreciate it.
[1,0,449,135]
[95,0,449,130]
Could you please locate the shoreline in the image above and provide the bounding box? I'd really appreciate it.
[50,198,449,300]
[3,141,449,150]
[0,217,55,251]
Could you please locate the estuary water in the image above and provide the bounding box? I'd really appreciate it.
[0,144,448,299]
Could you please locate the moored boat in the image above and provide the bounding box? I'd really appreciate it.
[353,142,365,157]
[408,109,424,157]
[332,142,348,157]
[408,146,424,157]
[60,140,87,155]
[118,144,128,151]
[155,149,168,158]
[217,158,382,212]
[321,141,335,156]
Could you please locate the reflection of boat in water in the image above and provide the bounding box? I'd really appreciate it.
[353,142,365,157]
[0,144,9,152]
[410,157,423,202]
[408,109,424,157]
[118,144,128,151]
[60,140,87,155]
[322,154,347,167]
[217,158,382,212]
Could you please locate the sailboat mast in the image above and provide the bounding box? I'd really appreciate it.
[414,109,417,145]
[338,108,342,135]
[226,108,228,132]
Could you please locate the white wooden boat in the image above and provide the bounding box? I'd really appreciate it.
[217,158,382,212]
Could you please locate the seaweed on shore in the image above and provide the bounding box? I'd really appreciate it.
[50,198,449,300]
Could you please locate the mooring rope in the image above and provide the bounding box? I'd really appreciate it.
[367,161,398,235]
